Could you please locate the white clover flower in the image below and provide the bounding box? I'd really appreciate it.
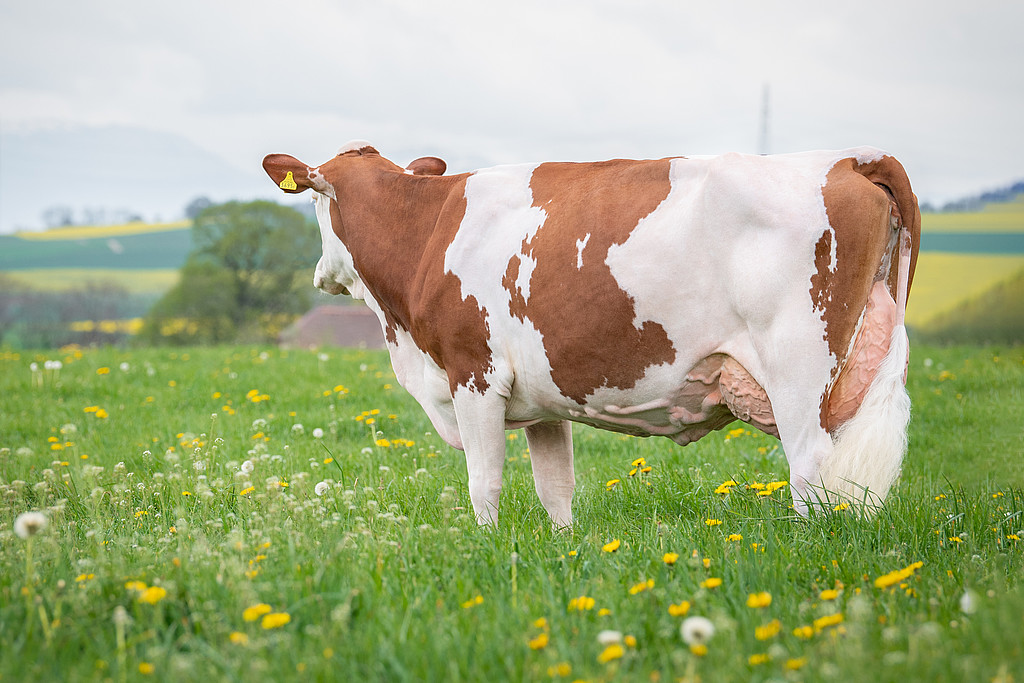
[14,511,47,539]
[314,482,330,497]
[312,428,324,439]
[597,630,623,645]
[680,616,715,645]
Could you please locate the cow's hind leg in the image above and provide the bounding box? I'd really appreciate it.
[452,388,508,525]
[525,420,575,528]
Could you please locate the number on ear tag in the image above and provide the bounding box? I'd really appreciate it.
[279,171,298,191]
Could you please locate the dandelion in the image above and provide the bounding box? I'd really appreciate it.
[239,486,255,497]
[704,519,722,526]
[14,511,47,539]
[597,629,622,646]
[261,612,291,629]
[746,591,772,608]
[959,590,978,615]
[792,625,814,639]
[240,460,254,474]
[138,662,154,675]
[528,632,549,650]
[596,643,625,663]
[874,561,923,589]
[754,619,782,640]
[813,613,844,632]
[680,616,715,649]
[229,631,249,645]
[663,552,679,565]
[605,479,621,491]
[602,538,621,553]
[243,603,273,622]
[314,481,330,497]
[97,367,110,375]
[820,589,840,601]
[461,595,484,609]
[668,601,691,617]
[125,580,148,592]
[748,653,771,665]
[137,586,168,605]
[628,579,655,595]
[714,480,738,495]
[785,657,807,671]
[567,596,595,612]
[313,428,324,439]
[533,617,548,630]
[700,577,722,589]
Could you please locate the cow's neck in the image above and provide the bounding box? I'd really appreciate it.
[333,168,463,333]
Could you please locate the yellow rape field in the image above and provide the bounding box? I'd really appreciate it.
[905,253,1024,327]
[14,220,190,241]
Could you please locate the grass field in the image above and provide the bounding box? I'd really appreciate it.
[1,344,1022,681]
[922,197,1024,233]
[905,254,1024,328]
[3,268,181,294]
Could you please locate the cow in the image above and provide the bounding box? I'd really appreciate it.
[263,141,920,525]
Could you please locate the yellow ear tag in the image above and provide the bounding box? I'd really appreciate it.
[279,171,298,191]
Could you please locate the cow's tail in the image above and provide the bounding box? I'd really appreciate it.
[818,155,919,511]
[819,322,910,509]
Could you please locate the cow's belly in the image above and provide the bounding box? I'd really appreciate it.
[503,351,779,444]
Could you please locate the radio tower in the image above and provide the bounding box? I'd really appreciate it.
[758,83,771,156]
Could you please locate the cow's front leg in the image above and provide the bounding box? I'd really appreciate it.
[525,421,575,528]
[452,388,508,525]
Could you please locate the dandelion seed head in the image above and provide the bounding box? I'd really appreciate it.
[14,511,47,539]
[314,481,330,497]
[680,616,715,645]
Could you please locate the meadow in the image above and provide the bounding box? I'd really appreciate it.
[1,344,1022,682]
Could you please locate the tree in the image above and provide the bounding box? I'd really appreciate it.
[185,196,213,220]
[140,200,321,344]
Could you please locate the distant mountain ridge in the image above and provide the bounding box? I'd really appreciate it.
[0,125,271,233]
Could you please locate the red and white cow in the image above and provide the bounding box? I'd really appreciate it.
[264,141,920,524]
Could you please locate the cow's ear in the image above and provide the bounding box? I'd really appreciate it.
[406,156,447,176]
[263,154,314,194]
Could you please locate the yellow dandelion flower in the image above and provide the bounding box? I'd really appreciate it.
[873,561,923,589]
[261,612,291,629]
[792,625,814,639]
[813,613,844,632]
[834,502,850,511]
[239,486,255,496]
[97,367,110,375]
[663,552,679,565]
[75,573,95,583]
[533,617,548,630]
[461,595,484,609]
[748,653,771,665]
[689,644,708,656]
[597,643,624,663]
[785,657,807,671]
[229,631,249,645]
[605,479,621,490]
[668,601,691,617]
[602,538,621,553]
[138,662,154,675]
[628,579,655,595]
[820,589,839,601]
[700,577,722,589]
[704,519,722,526]
[243,603,273,622]
[547,663,572,677]
[746,592,772,608]
[597,607,611,616]
[727,533,743,541]
[567,596,595,612]
[754,619,781,640]
[124,580,148,592]
[137,586,167,605]
[528,632,549,650]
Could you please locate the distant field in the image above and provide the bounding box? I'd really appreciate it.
[905,253,1024,327]
[14,220,190,241]
[3,268,180,294]
[921,195,1024,233]
[0,227,192,271]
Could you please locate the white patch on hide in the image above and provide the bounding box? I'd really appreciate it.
[575,233,590,269]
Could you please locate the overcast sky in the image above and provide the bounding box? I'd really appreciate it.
[2,0,1022,210]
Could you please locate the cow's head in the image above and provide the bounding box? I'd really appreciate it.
[262,140,446,297]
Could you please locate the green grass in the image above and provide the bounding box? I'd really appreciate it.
[1,345,1022,682]
[0,229,192,271]
[906,254,1024,328]
[3,268,181,294]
